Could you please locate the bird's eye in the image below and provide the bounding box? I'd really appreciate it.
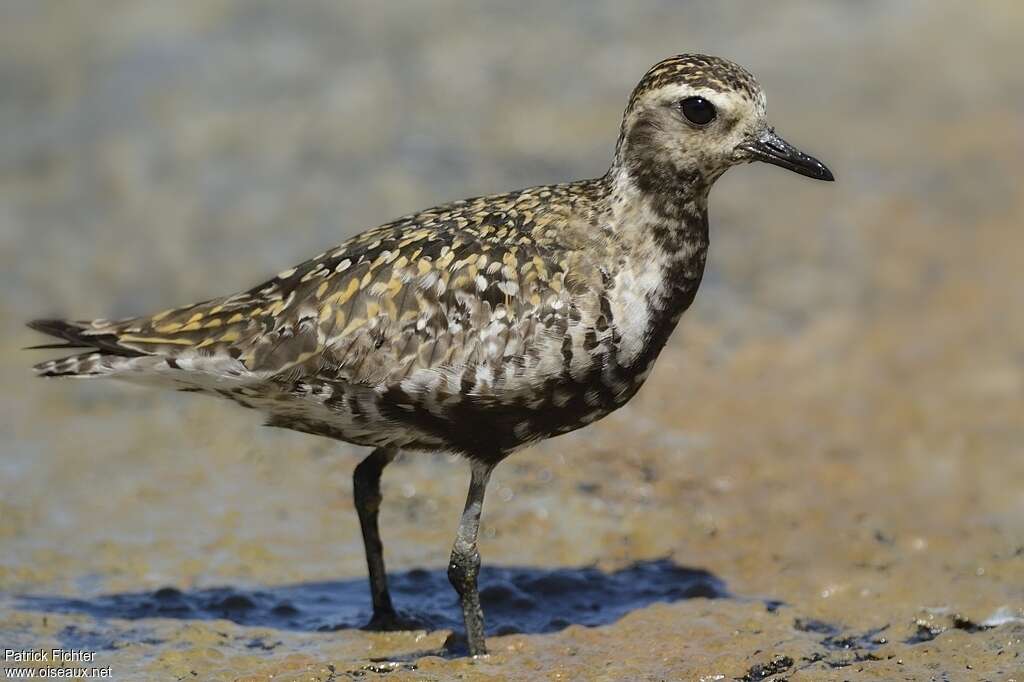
[679,96,717,126]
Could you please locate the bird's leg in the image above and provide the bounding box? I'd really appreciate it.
[447,459,495,656]
[353,447,401,630]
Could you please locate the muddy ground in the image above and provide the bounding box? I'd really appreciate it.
[2,2,1023,680]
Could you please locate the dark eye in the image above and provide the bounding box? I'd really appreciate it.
[679,96,717,126]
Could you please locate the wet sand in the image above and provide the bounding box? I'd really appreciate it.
[2,2,1023,679]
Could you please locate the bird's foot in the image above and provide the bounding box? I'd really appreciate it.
[362,608,422,632]
[442,632,488,658]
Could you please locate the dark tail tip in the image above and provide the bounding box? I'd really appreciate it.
[27,319,142,358]
[27,319,88,343]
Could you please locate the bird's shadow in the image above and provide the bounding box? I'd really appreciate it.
[16,559,726,642]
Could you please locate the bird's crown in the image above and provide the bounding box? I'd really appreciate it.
[627,54,763,113]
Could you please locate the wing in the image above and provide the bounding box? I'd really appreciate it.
[239,194,610,388]
[32,186,613,389]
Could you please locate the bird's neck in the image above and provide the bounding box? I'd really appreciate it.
[599,166,711,372]
[605,165,711,287]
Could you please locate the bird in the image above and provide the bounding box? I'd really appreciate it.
[27,53,833,656]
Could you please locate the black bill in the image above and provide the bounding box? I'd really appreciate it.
[742,128,834,181]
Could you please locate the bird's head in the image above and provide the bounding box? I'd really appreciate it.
[615,54,833,202]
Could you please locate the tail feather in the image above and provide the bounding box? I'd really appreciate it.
[27,318,146,378]
[27,319,144,357]
[33,351,116,377]
[24,341,92,351]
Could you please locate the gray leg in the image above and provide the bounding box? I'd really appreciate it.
[447,460,495,656]
[353,447,400,629]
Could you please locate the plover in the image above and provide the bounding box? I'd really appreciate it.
[29,54,833,655]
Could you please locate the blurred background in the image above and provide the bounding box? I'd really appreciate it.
[2,2,1022,679]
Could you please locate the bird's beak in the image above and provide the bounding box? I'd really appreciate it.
[739,127,834,181]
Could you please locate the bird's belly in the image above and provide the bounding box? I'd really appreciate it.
[383,347,656,457]
[223,355,652,461]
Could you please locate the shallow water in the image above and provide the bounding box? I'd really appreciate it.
[14,560,725,641]
[3,2,1024,680]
